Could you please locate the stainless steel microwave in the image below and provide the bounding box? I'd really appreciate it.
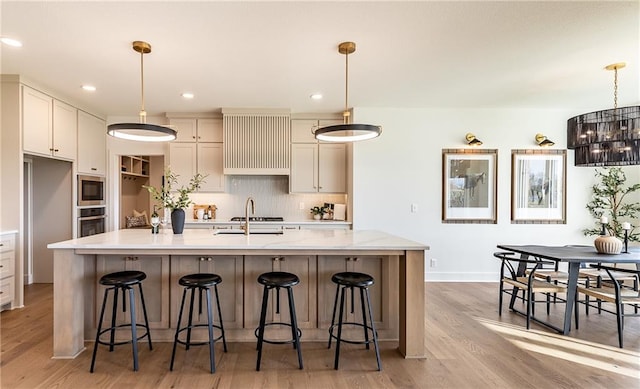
[78,175,105,206]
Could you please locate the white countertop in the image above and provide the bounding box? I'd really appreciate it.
[184,219,351,226]
[47,228,427,251]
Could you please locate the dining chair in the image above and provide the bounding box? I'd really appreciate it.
[575,264,640,348]
[494,251,567,330]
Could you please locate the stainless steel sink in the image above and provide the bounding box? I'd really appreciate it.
[213,229,283,235]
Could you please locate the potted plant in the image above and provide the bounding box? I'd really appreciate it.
[583,167,640,246]
[310,206,327,220]
[143,167,206,234]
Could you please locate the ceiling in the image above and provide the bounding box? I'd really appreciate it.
[2,1,639,119]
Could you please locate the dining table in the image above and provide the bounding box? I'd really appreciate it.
[496,244,640,335]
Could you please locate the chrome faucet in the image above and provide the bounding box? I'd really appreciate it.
[244,197,255,235]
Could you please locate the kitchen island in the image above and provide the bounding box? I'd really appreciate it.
[48,229,428,359]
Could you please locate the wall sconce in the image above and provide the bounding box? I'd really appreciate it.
[535,133,555,147]
[465,133,483,146]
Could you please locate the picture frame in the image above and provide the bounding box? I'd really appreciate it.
[442,149,498,224]
[511,149,566,224]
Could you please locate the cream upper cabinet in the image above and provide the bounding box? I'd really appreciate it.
[290,143,346,193]
[168,117,224,192]
[170,118,223,143]
[197,143,224,192]
[291,119,342,143]
[290,118,346,194]
[168,143,197,189]
[52,100,77,160]
[22,85,77,160]
[77,111,106,175]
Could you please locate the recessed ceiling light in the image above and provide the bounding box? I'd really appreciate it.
[1,37,23,47]
[310,93,323,100]
[82,85,96,92]
[181,92,194,99]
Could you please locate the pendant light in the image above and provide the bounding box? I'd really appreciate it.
[313,42,382,142]
[107,41,177,142]
[567,62,640,166]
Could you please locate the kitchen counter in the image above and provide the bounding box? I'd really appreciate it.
[183,219,352,228]
[48,229,428,359]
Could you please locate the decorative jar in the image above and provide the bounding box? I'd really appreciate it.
[594,235,623,254]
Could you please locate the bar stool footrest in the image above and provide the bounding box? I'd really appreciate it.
[255,322,303,345]
[328,322,378,345]
[96,323,151,347]
[174,323,225,347]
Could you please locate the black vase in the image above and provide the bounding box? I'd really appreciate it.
[171,208,185,234]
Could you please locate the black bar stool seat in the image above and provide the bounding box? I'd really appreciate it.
[90,270,152,372]
[255,271,303,371]
[328,271,381,371]
[170,273,227,374]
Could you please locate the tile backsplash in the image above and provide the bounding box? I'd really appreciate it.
[189,175,347,221]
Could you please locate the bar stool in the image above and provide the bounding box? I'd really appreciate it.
[170,273,227,373]
[255,271,303,371]
[90,270,152,372]
[328,271,381,371]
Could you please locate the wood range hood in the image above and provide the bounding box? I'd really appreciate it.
[222,108,291,175]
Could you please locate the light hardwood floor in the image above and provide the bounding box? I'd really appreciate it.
[1,283,638,388]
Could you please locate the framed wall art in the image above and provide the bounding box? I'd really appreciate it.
[511,149,566,224]
[442,149,498,224]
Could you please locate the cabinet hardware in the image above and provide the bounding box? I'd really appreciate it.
[0,291,3,295]
[199,257,205,261]
[207,257,212,261]
[0,244,3,246]
[272,256,284,262]
[54,149,59,152]
[91,167,97,171]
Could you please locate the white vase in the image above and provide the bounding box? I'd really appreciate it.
[594,235,623,254]
[313,214,321,220]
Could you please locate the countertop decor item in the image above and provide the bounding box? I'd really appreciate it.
[107,41,177,142]
[312,41,382,142]
[583,167,640,242]
[310,206,327,220]
[594,235,623,254]
[143,167,206,234]
[566,63,640,166]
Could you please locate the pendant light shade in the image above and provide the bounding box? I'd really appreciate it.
[567,63,640,166]
[313,42,382,142]
[107,41,177,142]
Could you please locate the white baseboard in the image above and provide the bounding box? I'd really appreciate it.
[425,271,497,282]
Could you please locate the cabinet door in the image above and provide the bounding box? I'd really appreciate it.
[317,256,397,334]
[197,143,224,192]
[52,100,77,160]
[95,255,170,329]
[77,111,106,175]
[318,143,346,193]
[22,85,53,156]
[244,256,316,331]
[169,143,197,189]
[197,118,223,142]
[291,119,318,143]
[169,118,197,142]
[170,256,243,329]
[290,143,318,193]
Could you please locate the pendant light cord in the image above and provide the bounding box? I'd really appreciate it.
[139,48,147,123]
[613,66,618,110]
[343,48,350,125]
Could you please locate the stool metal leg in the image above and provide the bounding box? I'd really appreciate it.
[109,287,118,352]
[205,287,216,373]
[287,287,303,369]
[256,285,270,371]
[213,284,228,352]
[334,286,346,370]
[186,287,196,351]
[359,287,371,350]
[365,288,382,371]
[90,287,110,373]
[170,288,188,371]
[128,287,139,371]
[137,282,153,350]
[328,283,340,349]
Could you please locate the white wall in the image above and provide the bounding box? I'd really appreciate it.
[351,107,638,282]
